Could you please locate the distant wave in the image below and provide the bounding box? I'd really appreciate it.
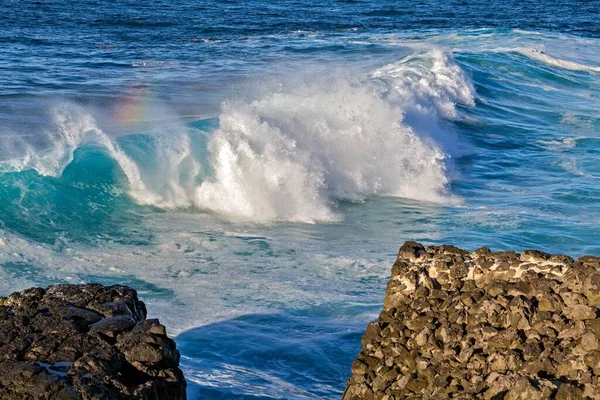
[515,48,600,73]
[0,48,474,223]
[393,29,600,75]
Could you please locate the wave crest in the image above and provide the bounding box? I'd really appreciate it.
[373,49,475,119]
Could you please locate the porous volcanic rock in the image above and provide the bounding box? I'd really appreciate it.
[343,241,600,399]
[0,284,186,399]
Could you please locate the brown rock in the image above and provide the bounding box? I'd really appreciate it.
[555,383,585,400]
[504,378,545,400]
[343,241,600,400]
[564,304,597,321]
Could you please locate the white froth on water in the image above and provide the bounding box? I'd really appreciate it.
[0,215,392,336]
[517,48,600,73]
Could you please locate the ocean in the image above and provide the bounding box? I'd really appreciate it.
[1,0,600,398]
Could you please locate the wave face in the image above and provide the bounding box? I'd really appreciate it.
[1,49,473,224]
[1,105,148,193]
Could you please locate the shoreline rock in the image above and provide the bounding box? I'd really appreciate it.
[0,284,186,399]
[343,241,600,399]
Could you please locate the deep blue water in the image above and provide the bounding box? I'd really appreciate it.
[1,1,600,398]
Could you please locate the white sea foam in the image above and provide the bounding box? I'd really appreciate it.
[558,158,589,178]
[560,113,596,130]
[0,215,392,335]
[538,137,578,152]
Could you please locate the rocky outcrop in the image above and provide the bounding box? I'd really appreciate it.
[0,284,186,399]
[343,242,600,399]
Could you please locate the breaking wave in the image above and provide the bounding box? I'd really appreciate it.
[0,48,474,223]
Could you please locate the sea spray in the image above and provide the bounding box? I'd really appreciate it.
[193,49,474,221]
[372,49,475,120]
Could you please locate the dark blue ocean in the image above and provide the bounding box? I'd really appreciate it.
[1,1,600,398]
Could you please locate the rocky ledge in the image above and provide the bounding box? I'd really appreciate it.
[0,284,186,399]
[343,242,600,399]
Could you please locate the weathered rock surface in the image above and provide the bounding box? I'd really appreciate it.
[343,242,600,399]
[0,284,186,399]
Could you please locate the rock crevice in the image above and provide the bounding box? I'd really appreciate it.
[343,242,600,399]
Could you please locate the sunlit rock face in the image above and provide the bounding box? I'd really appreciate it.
[344,241,600,400]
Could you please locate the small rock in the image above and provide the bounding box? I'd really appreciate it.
[564,304,597,321]
[89,315,136,337]
[555,383,584,400]
[133,318,168,336]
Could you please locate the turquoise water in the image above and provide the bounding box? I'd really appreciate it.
[1,1,600,398]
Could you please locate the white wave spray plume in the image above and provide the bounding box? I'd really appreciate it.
[192,49,474,221]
